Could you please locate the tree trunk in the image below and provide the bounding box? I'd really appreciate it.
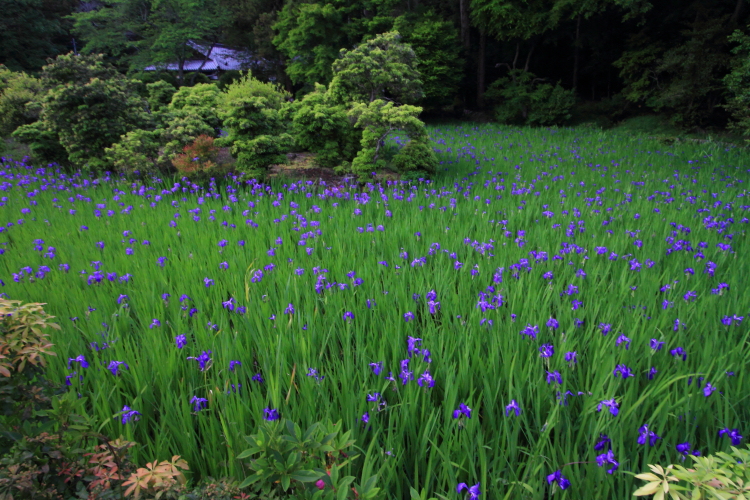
[459,0,470,49]
[573,14,581,89]
[283,64,292,93]
[177,45,185,86]
[190,43,215,86]
[512,42,520,70]
[731,0,744,24]
[477,30,486,108]
[524,40,536,72]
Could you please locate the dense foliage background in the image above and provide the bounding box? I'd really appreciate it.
[0,0,749,131]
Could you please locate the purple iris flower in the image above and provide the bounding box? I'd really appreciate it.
[369,362,383,376]
[264,407,280,421]
[65,372,80,385]
[307,368,324,381]
[175,334,187,349]
[615,334,631,349]
[546,470,570,490]
[187,351,212,371]
[676,443,699,456]
[407,336,422,356]
[637,424,660,446]
[456,482,480,499]
[670,347,687,361]
[453,403,472,419]
[417,370,434,388]
[613,364,635,379]
[121,405,141,424]
[594,433,611,451]
[505,399,521,417]
[520,324,538,339]
[539,344,554,358]
[596,450,619,474]
[399,359,413,385]
[546,371,563,385]
[107,361,129,376]
[719,428,743,445]
[67,355,89,369]
[229,360,242,372]
[597,399,619,416]
[703,383,716,397]
[190,396,208,412]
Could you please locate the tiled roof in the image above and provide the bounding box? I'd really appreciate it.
[144,41,258,72]
[187,41,256,70]
[144,59,219,71]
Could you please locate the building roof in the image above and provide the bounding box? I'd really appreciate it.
[144,60,219,72]
[143,41,256,72]
[187,41,256,70]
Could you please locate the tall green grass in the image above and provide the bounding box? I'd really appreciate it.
[0,124,748,499]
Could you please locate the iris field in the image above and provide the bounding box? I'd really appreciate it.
[1,125,749,499]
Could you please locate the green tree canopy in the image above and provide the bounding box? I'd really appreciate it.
[330,31,422,104]
[0,0,76,71]
[272,0,399,87]
[0,66,43,137]
[216,72,292,174]
[70,0,228,83]
[470,0,555,42]
[613,2,735,127]
[13,53,149,169]
[348,98,434,177]
[723,27,750,138]
[273,2,348,86]
[393,11,464,108]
